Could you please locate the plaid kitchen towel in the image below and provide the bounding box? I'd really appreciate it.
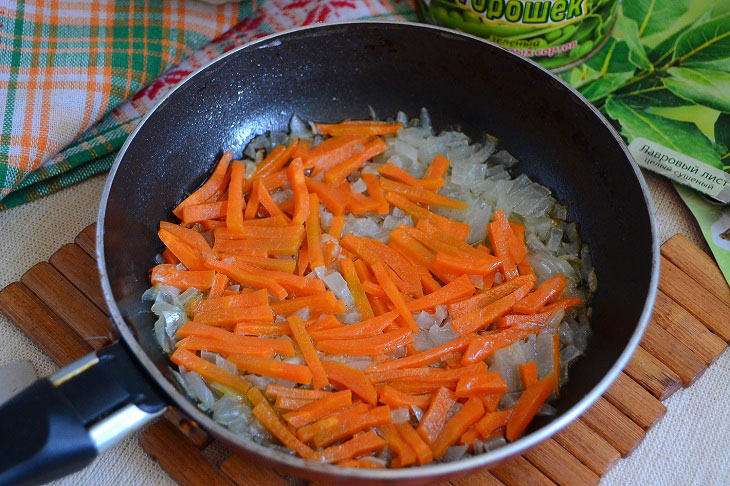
[0,0,417,210]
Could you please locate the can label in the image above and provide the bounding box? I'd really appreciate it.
[421,0,619,71]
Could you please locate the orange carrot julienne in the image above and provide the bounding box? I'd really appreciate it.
[378,385,433,410]
[448,274,536,319]
[496,298,581,328]
[488,217,518,280]
[297,244,309,276]
[339,257,374,320]
[270,291,345,316]
[265,385,333,400]
[360,173,389,214]
[158,229,207,271]
[461,326,542,364]
[417,387,455,445]
[247,386,266,406]
[387,382,455,394]
[252,138,298,179]
[161,248,180,264]
[214,237,302,257]
[322,361,378,405]
[424,154,450,180]
[506,373,556,442]
[288,315,329,390]
[337,459,386,469]
[308,430,386,464]
[171,348,252,396]
[296,403,371,443]
[518,260,534,277]
[234,323,291,336]
[177,322,291,354]
[365,334,475,373]
[284,390,351,428]
[174,151,232,218]
[312,405,391,449]
[230,264,327,297]
[455,372,509,398]
[385,193,470,241]
[304,177,348,215]
[475,410,511,439]
[395,423,433,465]
[460,427,479,449]
[450,283,532,336]
[287,158,310,226]
[214,223,305,241]
[256,178,290,223]
[207,272,228,299]
[315,121,402,137]
[367,362,487,385]
[481,393,502,413]
[228,354,313,385]
[226,161,246,232]
[381,179,467,210]
[520,361,538,388]
[252,399,313,458]
[305,314,342,332]
[369,265,418,333]
[499,215,527,265]
[512,274,568,314]
[380,424,417,467]
[336,182,381,215]
[416,220,485,258]
[203,258,287,299]
[159,222,215,257]
[324,137,387,185]
[406,275,475,312]
[181,200,228,224]
[431,396,484,459]
[305,193,325,269]
[191,288,268,314]
[432,252,503,277]
[175,336,276,359]
[302,135,369,171]
[316,327,413,356]
[275,396,313,411]
[309,311,397,341]
[377,163,444,190]
[231,255,296,273]
[292,139,311,160]
[150,265,215,290]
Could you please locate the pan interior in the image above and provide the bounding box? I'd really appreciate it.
[102,22,654,479]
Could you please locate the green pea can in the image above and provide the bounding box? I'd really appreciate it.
[419,0,619,71]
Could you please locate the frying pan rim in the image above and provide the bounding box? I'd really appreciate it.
[97,21,659,480]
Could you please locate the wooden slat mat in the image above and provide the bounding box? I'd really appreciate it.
[1,226,728,486]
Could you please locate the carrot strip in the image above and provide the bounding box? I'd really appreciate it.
[251,139,298,180]
[337,459,386,469]
[353,258,375,283]
[380,424,417,467]
[234,323,291,336]
[159,222,215,257]
[265,385,333,401]
[297,244,309,276]
[371,261,419,332]
[296,403,370,443]
[284,390,352,428]
[360,173,389,214]
[292,140,311,161]
[387,382,455,394]
[336,182,381,215]
[302,135,369,171]
[395,423,433,465]
[150,265,215,290]
[431,396,484,459]
[257,178,290,223]
[175,336,276,359]
[378,385,432,410]
[381,179,467,210]
[214,224,305,241]
[305,314,342,332]
[158,229,207,271]
[460,427,479,449]
[365,334,475,373]
[204,259,287,299]
[367,362,487,385]
[432,252,502,277]
[338,258,374,320]
[475,410,511,439]
[303,177,348,215]
[481,394,502,413]
[406,275,475,312]
[228,354,312,385]
[488,214,518,280]
[417,387,455,445]
[341,235,420,297]
[506,374,556,442]
[181,201,228,224]
[448,274,536,318]
[385,193,470,241]
[288,315,329,390]
[275,396,313,411]
[424,154,450,179]
[520,361,539,388]
[232,255,296,273]
[512,275,568,314]
[315,121,402,137]
[232,264,326,300]
[324,138,387,185]
[321,361,378,405]
[496,299,579,328]
[177,323,292,354]
[498,215,527,264]
[450,283,532,335]
[377,163,444,190]
[191,288,269,314]
[214,237,303,257]
[455,372,509,398]
[161,248,180,265]
[461,326,542,364]
[309,431,386,464]
[316,327,413,356]
[252,400,313,458]
[287,158,310,226]
[270,292,345,316]
[226,161,246,232]
[170,348,251,397]
[305,193,325,269]
[174,151,232,218]
[518,260,534,277]
[207,273,228,299]
[415,220,486,258]
[312,405,391,448]
[310,311,397,341]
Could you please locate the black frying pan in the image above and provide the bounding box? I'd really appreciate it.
[0,22,658,485]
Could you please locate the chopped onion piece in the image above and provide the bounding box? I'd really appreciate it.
[390,408,410,424]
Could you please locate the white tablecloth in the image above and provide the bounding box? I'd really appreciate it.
[0,171,727,485]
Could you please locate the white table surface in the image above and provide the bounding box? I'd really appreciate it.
[0,171,728,485]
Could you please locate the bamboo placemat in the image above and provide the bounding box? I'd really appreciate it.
[1,224,728,486]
